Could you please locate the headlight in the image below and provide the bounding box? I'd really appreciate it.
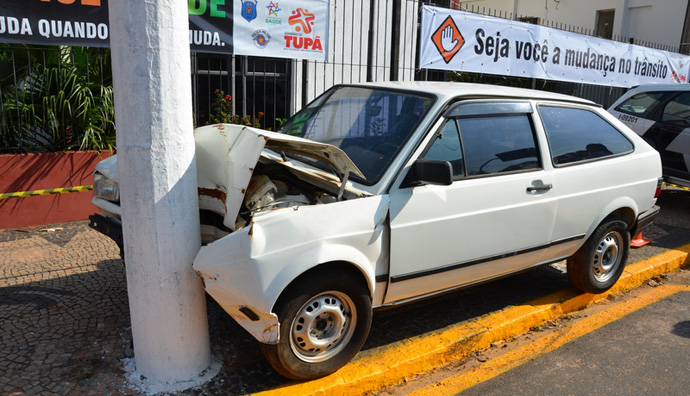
[93,173,120,202]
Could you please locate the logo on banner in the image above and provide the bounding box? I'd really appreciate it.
[241,0,259,22]
[431,16,464,63]
[265,1,282,25]
[288,8,315,34]
[266,1,281,16]
[252,29,271,48]
[284,8,322,52]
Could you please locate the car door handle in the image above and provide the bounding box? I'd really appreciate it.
[527,184,553,193]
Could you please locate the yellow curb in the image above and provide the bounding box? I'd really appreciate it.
[408,284,690,396]
[253,245,690,396]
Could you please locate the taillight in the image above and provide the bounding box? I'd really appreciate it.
[654,177,663,199]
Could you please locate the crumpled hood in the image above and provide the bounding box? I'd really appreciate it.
[194,124,364,229]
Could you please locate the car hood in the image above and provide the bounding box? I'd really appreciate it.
[94,154,119,181]
[195,124,364,229]
[95,124,365,230]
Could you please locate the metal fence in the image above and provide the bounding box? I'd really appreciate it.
[1,0,684,153]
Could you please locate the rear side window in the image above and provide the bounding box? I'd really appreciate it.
[661,92,690,126]
[539,106,633,166]
[614,91,669,118]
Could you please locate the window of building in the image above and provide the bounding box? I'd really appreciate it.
[595,10,615,39]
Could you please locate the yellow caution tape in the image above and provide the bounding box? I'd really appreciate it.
[0,185,93,199]
[663,182,690,191]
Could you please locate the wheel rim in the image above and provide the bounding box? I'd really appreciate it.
[592,230,624,282]
[289,291,357,363]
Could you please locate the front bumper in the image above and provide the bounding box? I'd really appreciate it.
[88,214,124,259]
[193,225,281,344]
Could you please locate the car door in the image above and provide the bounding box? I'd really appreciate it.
[653,92,690,181]
[537,104,639,260]
[385,100,557,303]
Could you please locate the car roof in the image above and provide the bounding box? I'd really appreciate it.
[627,84,690,92]
[347,81,597,106]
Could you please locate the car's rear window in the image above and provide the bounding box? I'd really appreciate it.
[539,106,633,166]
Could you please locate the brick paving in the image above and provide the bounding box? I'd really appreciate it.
[0,221,131,395]
[0,221,288,396]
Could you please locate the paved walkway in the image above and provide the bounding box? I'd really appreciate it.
[0,221,131,395]
[0,221,288,396]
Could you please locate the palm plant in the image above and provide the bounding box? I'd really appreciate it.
[0,44,115,153]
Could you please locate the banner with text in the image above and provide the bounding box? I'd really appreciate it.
[0,0,329,61]
[0,0,110,48]
[233,0,329,61]
[420,5,690,88]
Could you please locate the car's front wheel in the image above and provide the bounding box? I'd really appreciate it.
[260,269,372,380]
[567,217,630,293]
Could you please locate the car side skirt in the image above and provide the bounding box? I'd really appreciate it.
[389,234,585,283]
[376,253,575,309]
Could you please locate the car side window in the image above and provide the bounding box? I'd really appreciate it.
[422,120,465,178]
[614,91,669,118]
[661,92,690,126]
[458,114,540,176]
[539,106,633,166]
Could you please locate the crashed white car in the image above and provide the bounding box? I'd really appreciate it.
[91,82,662,380]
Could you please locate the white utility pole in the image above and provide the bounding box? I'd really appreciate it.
[108,0,214,390]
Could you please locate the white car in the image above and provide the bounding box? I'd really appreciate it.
[91,82,662,380]
[608,84,690,187]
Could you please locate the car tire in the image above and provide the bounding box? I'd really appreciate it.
[567,218,630,294]
[260,269,372,380]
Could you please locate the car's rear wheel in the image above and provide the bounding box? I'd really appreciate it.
[567,218,630,293]
[260,269,372,380]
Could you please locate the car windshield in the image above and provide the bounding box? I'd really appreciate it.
[279,86,434,184]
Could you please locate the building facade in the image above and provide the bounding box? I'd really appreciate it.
[454,0,690,52]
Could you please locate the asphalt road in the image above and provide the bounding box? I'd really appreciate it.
[462,274,690,396]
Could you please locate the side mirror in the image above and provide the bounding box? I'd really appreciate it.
[401,159,453,188]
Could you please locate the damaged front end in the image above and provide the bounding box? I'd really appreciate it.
[192,124,381,344]
[194,124,366,243]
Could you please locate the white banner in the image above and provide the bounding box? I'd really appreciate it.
[233,0,329,61]
[420,5,690,88]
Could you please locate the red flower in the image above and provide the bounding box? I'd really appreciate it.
[225,95,231,101]
[246,122,251,126]
[258,112,264,117]
[215,89,221,93]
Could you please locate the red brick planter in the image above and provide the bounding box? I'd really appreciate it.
[0,151,113,229]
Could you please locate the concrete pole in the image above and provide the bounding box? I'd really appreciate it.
[108,0,213,389]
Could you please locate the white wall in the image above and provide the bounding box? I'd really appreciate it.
[291,0,419,111]
[456,0,687,48]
